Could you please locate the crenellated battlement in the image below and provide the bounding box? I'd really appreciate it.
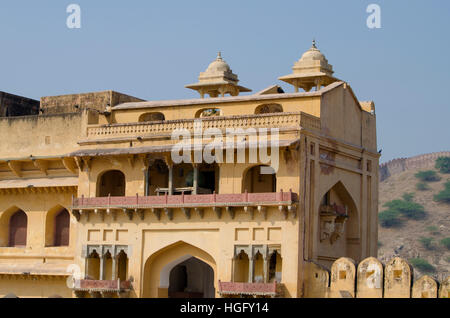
[379,151,450,181]
[304,256,449,298]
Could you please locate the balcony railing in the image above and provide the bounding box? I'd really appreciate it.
[218,281,280,297]
[73,279,131,292]
[73,191,297,208]
[85,111,320,140]
[71,191,298,221]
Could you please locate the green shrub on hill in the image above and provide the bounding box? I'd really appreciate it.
[379,209,402,228]
[409,258,436,273]
[383,197,426,220]
[434,180,450,203]
[435,156,450,174]
[440,237,450,250]
[416,182,429,191]
[425,225,440,235]
[415,170,440,182]
[402,192,414,202]
[419,237,434,250]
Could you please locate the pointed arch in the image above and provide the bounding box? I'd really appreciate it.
[8,210,28,247]
[142,241,217,298]
[45,205,70,247]
[0,206,27,247]
[96,169,126,197]
[242,164,277,193]
[318,180,361,263]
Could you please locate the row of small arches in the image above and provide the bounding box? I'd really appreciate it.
[0,206,70,248]
[137,104,283,122]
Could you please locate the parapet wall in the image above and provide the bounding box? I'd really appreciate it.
[40,91,144,114]
[379,151,450,182]
[303,256,449,298]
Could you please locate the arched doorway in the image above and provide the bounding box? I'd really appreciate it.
[142,241,217,298]
[168,257,215,298]
[97,170,125,197]
[242,165,276,193]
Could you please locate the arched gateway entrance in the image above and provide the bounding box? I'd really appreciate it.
[142,241,217,298]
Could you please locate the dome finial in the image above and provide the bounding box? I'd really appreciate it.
[217,51,222,60]
[311,39,317,49]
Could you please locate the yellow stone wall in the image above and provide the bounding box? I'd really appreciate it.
[0,79,381,298]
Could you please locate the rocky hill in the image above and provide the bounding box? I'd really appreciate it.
[378,155,450,281]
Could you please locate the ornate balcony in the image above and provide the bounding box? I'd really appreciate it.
[71,191,298,222]
[319,203,349,244]
[218,281,281,297]
[72,279,132,298]
[82,111,320,142]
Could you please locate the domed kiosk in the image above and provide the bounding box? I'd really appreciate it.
[279,40,340,92]
[186,52,251,98]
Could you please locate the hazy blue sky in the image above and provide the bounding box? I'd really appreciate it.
[0,1,449,163]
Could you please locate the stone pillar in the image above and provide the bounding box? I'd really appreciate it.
[144,168,149,196]
[111,256,117,281]
[193,164,199,195]
[168,164,173,195]
[100,256,106,280]
[263,256,268,283]
[248,256,254,283]
[84,257,89,279]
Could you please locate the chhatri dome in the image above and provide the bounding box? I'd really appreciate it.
[279,40,340,92]
[186,52,251,98]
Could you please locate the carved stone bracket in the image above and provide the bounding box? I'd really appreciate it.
[106,208,117,221]
[225,206,235,219]
[257,206,267,220]
[278,206,288,220]
[136,209,145,221]
[164,208,173,220]
[194,208,204,219]
[80,210,90,222]
[244,206,254,220]
[213,207,222,219]
[152,208,161,220]
[123,209,133,221]
[72,209,81,221]
[288,204,297,218]
[182,207,191,219]
[94,209,105,221]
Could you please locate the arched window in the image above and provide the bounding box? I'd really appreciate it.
[97,170,126,197]
[54,209,70,246]
[195,108,221,118]
[268,251,282,282]
[86,250,100,280]
[255,104,283,114]
[117,250,128,281]
[138,112,165,122]
[233,250,249,283]
[242,165,276,193]
[8,210,27,247]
